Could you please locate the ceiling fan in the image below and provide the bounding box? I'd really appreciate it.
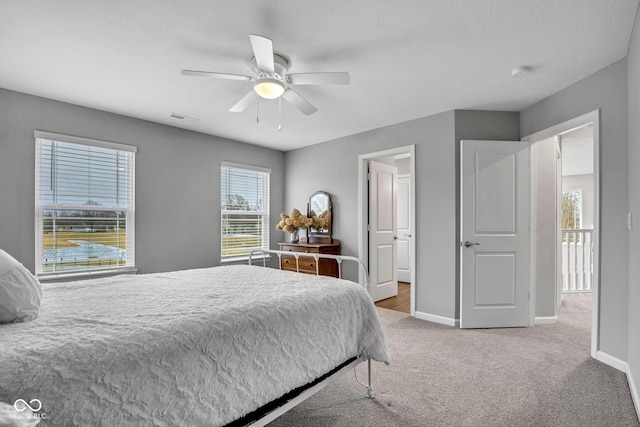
[181,34,350,116]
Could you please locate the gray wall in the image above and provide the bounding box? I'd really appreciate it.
[0,88,285,274]
[626,3,640,411]
[520,60,629,361]
[284,110,520,321]
[285,111,456,318]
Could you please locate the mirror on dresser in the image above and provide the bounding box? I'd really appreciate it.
[307,191,333,243]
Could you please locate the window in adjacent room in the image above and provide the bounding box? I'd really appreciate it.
[35,131,136,277]
[562,189,582,229]
[220,162,270,261]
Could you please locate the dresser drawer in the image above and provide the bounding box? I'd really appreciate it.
[278,241,341,278]
[280,244,317,254]
[281,255,317,273]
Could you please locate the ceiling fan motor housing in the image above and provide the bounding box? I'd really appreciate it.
[252,54,289,83]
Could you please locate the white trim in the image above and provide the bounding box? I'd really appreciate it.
[529,140,538,327]
[414,311,459,327]
[627,364,640,422]
[596,350,627,373]
[358,145,416,315]
[34,130,137,152]
[522,109,601,359]
[38,267,137,283]
[221,160,272,174]
[556,137,563,311]
[520,111,599,143]
[534,316,557,325]
[592,354,640,421]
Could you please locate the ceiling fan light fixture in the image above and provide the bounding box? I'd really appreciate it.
[254,78,285,99]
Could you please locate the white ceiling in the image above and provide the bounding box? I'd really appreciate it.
[1,1,638,151]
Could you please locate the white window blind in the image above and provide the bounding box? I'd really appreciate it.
[35,131,136,277]
[221,162,270,260]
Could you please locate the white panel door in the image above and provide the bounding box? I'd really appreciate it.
[369,161,398,302]
[460,140,530,328]
[397,175,412,283]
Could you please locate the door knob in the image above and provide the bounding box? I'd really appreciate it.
[464,241,480,248]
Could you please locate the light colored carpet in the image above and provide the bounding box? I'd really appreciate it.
[269,294,639,426]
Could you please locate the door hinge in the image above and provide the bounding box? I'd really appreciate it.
[367,224,371,231]
[367,173,371,180]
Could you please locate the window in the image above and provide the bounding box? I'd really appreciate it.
[35,131,136,277]
[220,162,270,260]
[562,189,582,229]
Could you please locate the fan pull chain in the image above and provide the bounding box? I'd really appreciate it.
[278,97,282,131]
[256,100,260,123]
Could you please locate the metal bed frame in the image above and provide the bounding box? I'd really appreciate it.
[247,249,376,426]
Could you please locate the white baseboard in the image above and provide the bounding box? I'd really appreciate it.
[534,316,557,325]
[596,350,627,373]
[414,311,459,327]
[595,352,640,421]
[627,365,640,423]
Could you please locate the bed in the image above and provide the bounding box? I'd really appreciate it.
[0,253,389,426]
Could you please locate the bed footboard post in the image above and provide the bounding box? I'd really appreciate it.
[367,358,374,399]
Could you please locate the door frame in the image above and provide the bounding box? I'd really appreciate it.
[522,109,601,358]
[358,145,416,315]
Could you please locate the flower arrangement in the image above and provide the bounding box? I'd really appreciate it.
[276,208,313,242]
[309,209,329,231]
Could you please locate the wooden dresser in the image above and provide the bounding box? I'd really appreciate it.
[278,240,341,278]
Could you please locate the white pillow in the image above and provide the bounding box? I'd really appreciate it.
[0,249,42,324]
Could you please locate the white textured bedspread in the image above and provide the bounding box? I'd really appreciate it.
[0,265,389,426]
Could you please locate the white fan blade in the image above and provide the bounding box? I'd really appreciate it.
[250,34,275,73]
[288,72,350,85]
[229,90,259,112]
[181,70,252,81]
[282,88,317,115]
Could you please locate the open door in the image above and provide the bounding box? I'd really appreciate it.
[460,140,530,328]
[397,175,412,283]
[368,160,398,302]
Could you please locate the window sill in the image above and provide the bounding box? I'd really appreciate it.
[38,267,138,283]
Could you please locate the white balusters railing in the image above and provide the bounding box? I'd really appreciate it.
[561,229,593,293]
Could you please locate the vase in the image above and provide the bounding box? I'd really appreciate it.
[290,229,300,243]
